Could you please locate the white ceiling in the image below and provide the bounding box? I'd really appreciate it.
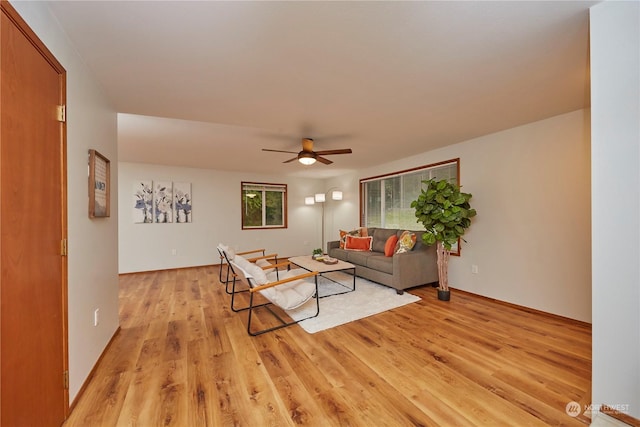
[47,1,596,179]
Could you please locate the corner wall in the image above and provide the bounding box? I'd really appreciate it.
[10,1,120,402]
[334,109,592,322]
[590,0,640,419]
[118,163,324,273]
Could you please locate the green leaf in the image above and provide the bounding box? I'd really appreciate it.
[423,233,436,245]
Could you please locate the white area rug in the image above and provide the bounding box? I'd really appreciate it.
[285,272,420,334]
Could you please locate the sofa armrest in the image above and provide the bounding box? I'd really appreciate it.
[327,240,340,253]
[392,246,438,290]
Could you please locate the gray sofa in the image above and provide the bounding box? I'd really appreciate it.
[327,227,438,294]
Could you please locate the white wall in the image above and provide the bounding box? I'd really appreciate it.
[590,0,640,419]
[331,109,592,322]
[10,1,120,403]
[118,163,324,273]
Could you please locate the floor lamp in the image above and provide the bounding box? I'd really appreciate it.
[305,189,342,252]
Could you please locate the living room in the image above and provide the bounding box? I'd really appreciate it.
[3,0,638,425]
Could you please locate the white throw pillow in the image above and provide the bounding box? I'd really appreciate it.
[232,255,251,271]
[243,262,268,285]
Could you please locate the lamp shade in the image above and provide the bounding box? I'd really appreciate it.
[305,196,315,205]
[314,193,325,203]
[331,191,343,200]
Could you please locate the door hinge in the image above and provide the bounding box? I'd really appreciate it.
[56,105,66,122]
[63,370,69,389]
[61,239,68,256]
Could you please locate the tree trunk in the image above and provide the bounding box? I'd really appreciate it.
[436,241,451,291]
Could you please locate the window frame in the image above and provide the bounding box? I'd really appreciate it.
[241,181,288,230]
[359,158,461,254]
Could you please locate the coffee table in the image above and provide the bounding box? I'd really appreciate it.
[288,255,356,297]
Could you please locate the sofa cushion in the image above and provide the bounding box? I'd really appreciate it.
[346,250,377,266]
[366,255,393,274]
[372,228,398,252]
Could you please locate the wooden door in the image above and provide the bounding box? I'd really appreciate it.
[1,2,68,425]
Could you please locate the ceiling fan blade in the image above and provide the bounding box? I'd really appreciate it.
[316,156,333,165]
[283,157,299,163]
[263,148,298,154]
[314,148,353,156]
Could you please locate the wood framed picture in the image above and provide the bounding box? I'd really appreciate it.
[88,149,110,218]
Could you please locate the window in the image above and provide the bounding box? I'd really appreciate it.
[360,158,459,230]
[241,182,287,229]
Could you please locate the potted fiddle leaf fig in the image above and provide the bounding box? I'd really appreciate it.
[410,178,477,301]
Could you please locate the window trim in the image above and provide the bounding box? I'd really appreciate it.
[241,181,288,230]
[359,158,461,254]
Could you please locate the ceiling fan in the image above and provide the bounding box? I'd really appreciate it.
[262,138,352,165]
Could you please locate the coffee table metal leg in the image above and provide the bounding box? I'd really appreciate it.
[317,268,356,298]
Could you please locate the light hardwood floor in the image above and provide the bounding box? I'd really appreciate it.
[64,266,591,426]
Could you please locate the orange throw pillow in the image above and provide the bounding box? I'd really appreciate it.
[384,235,399,257]
[345,235,373,251]
[339,227,368,248]
[339,229,360,249]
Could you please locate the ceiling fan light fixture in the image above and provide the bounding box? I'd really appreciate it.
[298,152,316,165]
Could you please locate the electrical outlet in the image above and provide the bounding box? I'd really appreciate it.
[94,309,99,326]
[171,248,177,255]
[471,265,479,274]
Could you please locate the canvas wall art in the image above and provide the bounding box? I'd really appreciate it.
[174,182,192,223]
[133,180,153,223]
[154,181,173,223]
[133,180,192,224]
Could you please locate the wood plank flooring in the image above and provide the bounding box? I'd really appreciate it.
[64,266,592,426]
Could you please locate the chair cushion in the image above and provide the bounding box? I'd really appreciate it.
[260,279,316,310]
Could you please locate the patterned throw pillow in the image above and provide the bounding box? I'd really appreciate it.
[339,228,367,248]
[394,231,416,254]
